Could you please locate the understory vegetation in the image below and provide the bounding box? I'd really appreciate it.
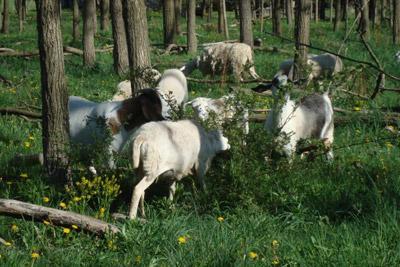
[1,6,400,266]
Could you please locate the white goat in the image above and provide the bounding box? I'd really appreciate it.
[128,120,230,219]
[111,69,188,119]
[180,42,259,81]
[264,76,334,159]
[276,53,343,82]
[187,95,249,135]
[69,89,164,168]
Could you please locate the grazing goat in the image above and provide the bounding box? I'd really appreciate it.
[180,42,259,81]
[276,53,343,82]
[264,90,334,160]
[186,95,249,135]
[128,120,230,219]
[69,89,164,168]
[111,69,188,119]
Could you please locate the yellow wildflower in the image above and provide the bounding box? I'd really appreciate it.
[31,252,40,259]
[19,173,28,178]
[385,142,393,149]
[71,224,78,230]
[353,106,361,111]
[217,216,224,222]
[135,255,142,264]
[73,196,81,202]
[11,224,19,232]
[43,220,50,225]
[59,202,67,209]
[99,207,105,213]
[3,241,11,247]
[9,88,16,94]
[177,236,187,245]
[63,228,71,234]
[272,258,280,265]
[271,240,279,248]
[248,251,258,260]
[24,141,31,148]
[28,135,35,141]
[43,197,50,203]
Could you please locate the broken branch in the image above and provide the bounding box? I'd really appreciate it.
[0,108,41,119]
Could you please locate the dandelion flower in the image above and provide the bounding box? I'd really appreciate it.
[71,225,78,230]
[43,220,50,225]
[3,242,12,247]
[248,251,258,260]
[271,240,279,247]
[73,196,81,202]
[19,173,28,178]
[353,107,361,112]
[31,252,40,259]
[177,236,187,245]
[217,216,224,222]
[24,141,31,148]
[63,228,71,234]
[28,135,35,141]
[135,255,142,264]
[43,197,50,203]
[272,258,280,265]
[385,142,393,149]
[11,224,19,232]
[59,202,67,209]
[99,207,105,213]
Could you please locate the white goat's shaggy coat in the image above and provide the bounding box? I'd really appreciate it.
[181,42,259,81]
[187,95,249,135]
[128,120,230,219]
[265,93,334,159]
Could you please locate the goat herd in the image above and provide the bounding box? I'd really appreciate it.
[68,42,340,219]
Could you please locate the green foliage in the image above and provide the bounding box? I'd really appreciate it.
[1,6,400,266]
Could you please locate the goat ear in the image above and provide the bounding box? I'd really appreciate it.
[140,95,164,121]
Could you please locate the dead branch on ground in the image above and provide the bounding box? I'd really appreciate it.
[0,108,42,119]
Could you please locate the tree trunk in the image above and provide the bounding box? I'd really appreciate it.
[218,0,229,38]
[380,0,386,26]
[344,0,348,32]
[201,0,207,17]
[319,0,326,20]
[83,0,96,66]
[369,0,376,28]
[35,0,70,180]
[72,0,80,42]
[272,0,282,35]
[393,0,400,44]
[260,0,265,31]
[1,0,9,34]
[359,0,370,40]
[17,0,23,32]
[239,0,253,48]
[333,0,340,31]
[163,0,176,47]
[286,0,293,24]
[174,0,181,35]
[111,0,129,75]
[100,0,110,31]
[315,0,319,22]
[123,0,152,94]
[207,0,212,22]
[329,0,333,22]
[293,0,311,82]
[187,0,197,53]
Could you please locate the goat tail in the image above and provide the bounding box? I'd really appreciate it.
[132,135,145,169]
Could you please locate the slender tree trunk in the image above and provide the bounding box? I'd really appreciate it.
[218,0,229,38]
[380,0,385,26]
[174,0,181,34]
[187,0,197,53]
[333,0,340,31]
[163,0,176,47]
[100,0,110,31]
[293,0,311,82]
[83,0,96,66]
[286,0,293,24]
[93,3,97,34]
[218,0,223,32]
[272,0,282,35]
[359,0,370,40]
[369,0,376,27]
[123,0,152,94]
[329,0,333,22]
[315,0,319,22]
[1,0,9,34]
[393,0,400,44]
[18,0,23,32]
[72,0,80,42]
[201,0,207,17]
[239,0,253,48]
[207,0,212,22]
[222,0,229,38]
[22,0,26,20]
[319,0,326,20]
[35,0,70,180]
[260,0,265,31]
[111,0,129,75]
[344,0,348,32]
[389,0,393,27]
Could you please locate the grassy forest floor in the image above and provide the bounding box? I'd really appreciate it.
[1,5,400,266]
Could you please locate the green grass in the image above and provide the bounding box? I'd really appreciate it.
[1,5,400,266]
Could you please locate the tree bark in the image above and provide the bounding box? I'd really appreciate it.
[72,0,80,42]
[239,0,254,48]
[344,0,348,32]
[315,0,319,22]
[272,0,282,35]
[218,0,229,38]
[393,0,400,44]
[163,0,176,47]
[293,0,311,82]
[207,0,212,22]
[359,0,370,40]
[100,0,110,31]
[286,0,293,24]
[260,0,265,31]
[380,0,386,26]
[123,0,152,94]
[36,0,70,180]
[83,0,96,66]
[0,199,119,235]
[369,0,376,27]
[1,0,9,34]
[333,0,340,31]
[187,0,197,53]
[330,0,333,22]
[174,0,181,34]
[17,0,23,32]
[111,0,129,75]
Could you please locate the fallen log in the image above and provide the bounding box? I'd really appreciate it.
[63,45,83,55]
[0,199,120,235]
[0,108,41,119]
[187,77,272,84]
